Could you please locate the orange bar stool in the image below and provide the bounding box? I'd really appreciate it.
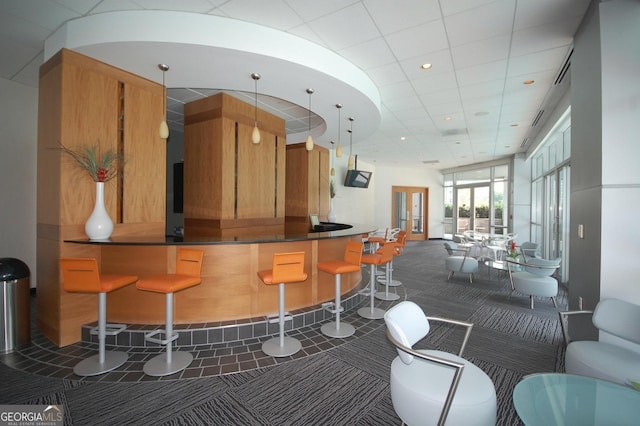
[357,242,396,320]
[258,252,308,357]
[317,241,364,338]
[136,248,204,376]
[376,230,407,295]
[59,258,138,376]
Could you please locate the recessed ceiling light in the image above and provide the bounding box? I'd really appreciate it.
[511,123,518,127]
[420,63,432,70]
[523,79,535,85]
[400,136,406,141]
[444,116,452,121]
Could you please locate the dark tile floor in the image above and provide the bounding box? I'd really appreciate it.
[1,279,404,383]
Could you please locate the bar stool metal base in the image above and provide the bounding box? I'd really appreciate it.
[375,292,400,301]
[143,351,193,377]
[73,351,128,376]
[377,277,402,287]
[321,321,356,338]
[357,306,386,319]
[262,336,301,357]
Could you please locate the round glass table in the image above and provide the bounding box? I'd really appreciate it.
[513,373,640,425]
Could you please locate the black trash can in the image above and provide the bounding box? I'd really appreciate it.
[0,258,30,353]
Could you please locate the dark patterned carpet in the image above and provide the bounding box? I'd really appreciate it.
[1,239,566,425]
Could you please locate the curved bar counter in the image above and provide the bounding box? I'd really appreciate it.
[66,224,373,326]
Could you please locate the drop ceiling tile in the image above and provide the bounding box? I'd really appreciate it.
[510,17,581,57]
[338,37,396,70]
[285,0,360,21]
[456,60,507,87]
[367,62,407,86]
[364,0,440,35]
[218,0,302,30]
[307,3,380,51]
[444,0,515,47]
[514,0,591,30]
[398,48,455,80]
[440,0,499,17]
[458,79,506,102]
[450,34,511,69]
[507,46,570,78]
[384,20,449,61]
[412,72,459,95]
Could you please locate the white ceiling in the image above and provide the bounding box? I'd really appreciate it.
[0,0,590,170]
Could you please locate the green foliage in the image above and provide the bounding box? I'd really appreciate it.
[60,144,122,182]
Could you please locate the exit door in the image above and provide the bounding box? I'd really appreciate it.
[392,186,428,241]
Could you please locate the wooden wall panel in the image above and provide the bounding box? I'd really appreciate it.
[37,49,167,346]
[183,120,221,218]
[59,62,119,225]
[183,93,286,232]
[97,236,362,326]
[285,143,330,223]
[123,83,166,223]
[237,122,276,219]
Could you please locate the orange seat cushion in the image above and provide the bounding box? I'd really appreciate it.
[136,274,201,294]
[257,269,308,285]
[317,260,361,275]
[361,253,384,266]
[99,274,139,293]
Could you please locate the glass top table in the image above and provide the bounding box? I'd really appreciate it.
[513,373,640,425]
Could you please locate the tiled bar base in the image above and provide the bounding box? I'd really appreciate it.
[82,284,368,349]
[2,276,404,382]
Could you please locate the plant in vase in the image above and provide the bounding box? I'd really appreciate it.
[507,241,520,260]
[60,144,121,240]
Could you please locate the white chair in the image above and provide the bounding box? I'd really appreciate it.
[443,242,479,283]
[510,257,560,309]
[384,301,497,426]
[519,241,540,261]
[559,298,640,386]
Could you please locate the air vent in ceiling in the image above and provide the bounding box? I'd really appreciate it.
[520,138,529,148]
[441,128,468,137]
[531,110,544,127]
[554,48,573,86]
[422,160,440,164]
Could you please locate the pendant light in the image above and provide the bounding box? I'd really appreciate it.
[335,104,343,158]
[347,116,355,170]
[251,73,261,144]
[158,64,170,139]
[330,141,336,176]
[305,88,314,151]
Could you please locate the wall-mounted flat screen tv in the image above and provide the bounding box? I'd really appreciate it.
[344,169,372,188]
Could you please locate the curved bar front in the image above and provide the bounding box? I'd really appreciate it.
[67,224,373,326]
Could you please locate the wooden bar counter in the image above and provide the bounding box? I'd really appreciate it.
[65,224,372,328]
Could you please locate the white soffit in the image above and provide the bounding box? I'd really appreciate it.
[44,10,382,144]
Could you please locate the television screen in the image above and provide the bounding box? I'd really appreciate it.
[344,170,372,188]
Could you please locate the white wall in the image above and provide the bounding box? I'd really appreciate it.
[0,78,38,285]
[371,165,444,239]
[570,0,640,337]
[330,154,376,227]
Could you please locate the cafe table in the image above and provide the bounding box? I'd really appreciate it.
[513,373,640,425]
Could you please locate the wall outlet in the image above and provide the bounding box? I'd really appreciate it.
[578,224,584,239]
[578,296,583,310]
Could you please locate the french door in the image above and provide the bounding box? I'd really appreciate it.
[532,164,570,283]
[392,186,428,241]
[456,185,491,234]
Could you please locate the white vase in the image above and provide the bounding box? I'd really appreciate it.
[328,198,337,223]
[85,182,114,240]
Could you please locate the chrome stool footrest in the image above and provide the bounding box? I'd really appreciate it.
[144,329,179,346]
[90,323,126,336]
